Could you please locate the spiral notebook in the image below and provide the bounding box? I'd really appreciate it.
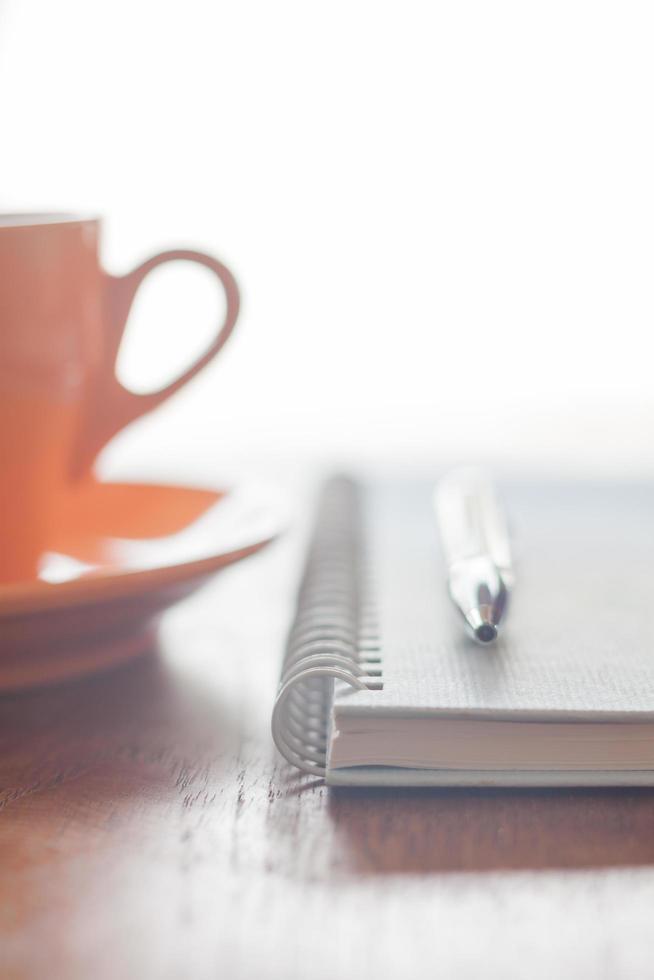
[272,476,654,786]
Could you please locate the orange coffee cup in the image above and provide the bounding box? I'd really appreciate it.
[0,213,240,583]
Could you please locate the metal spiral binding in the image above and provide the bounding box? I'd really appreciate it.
[271,477,381,777]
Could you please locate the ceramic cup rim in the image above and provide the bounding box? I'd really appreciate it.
[0,212,101,229]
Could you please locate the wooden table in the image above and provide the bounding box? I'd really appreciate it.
[2,528,654,979]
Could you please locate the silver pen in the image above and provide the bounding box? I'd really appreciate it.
[434,468,513,644]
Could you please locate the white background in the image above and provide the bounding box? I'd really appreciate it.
[1,0,653,478]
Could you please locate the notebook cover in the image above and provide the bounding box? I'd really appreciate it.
[327,767,654,787]
[327,479,654,785]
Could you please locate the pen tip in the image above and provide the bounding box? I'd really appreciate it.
[465,606,501,645]
[474,623,498,644]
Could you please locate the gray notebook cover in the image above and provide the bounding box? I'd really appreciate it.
[327,479,654,787]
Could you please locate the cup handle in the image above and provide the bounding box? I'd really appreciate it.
[72,249,240,479]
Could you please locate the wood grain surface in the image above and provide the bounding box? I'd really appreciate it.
[2,530,654,979]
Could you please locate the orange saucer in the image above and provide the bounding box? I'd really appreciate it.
[0,481,283,691]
